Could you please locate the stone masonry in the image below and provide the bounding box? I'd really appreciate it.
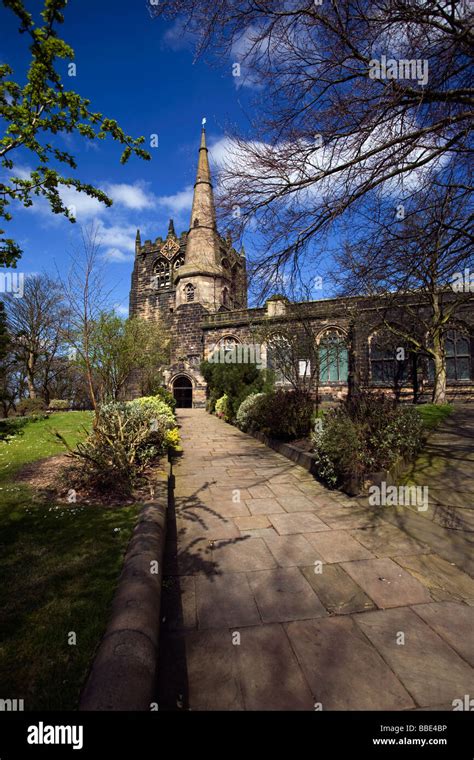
[128,128,474,407]
[156,409,474,710]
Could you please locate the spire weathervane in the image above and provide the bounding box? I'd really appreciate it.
[201,117,207,127]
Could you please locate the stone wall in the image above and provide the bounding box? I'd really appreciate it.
[129,247,474,405]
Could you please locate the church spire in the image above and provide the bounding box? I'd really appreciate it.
[175,121,222,284]
[189,124,216,233]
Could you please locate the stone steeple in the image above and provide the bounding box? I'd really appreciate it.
[167,218,176,237]
[174,123,227,309]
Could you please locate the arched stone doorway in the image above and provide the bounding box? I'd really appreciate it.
[172,375,193,408]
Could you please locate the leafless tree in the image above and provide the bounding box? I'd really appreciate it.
[4,274,67,401]
[334,178,474,402]
[58,224,114,412]
[151,0,473,288]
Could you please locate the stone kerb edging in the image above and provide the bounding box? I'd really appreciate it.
[251,429,410,497]
[251,430,317,473]
[79,489,167,711]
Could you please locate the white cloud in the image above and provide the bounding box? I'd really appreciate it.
[9,168,156,221]
[104,181,155,210]
[95,221,138,263]
[60,186,104,219]
[103,248,134,263]
[97,222,137,253]
[161,18,196,51]
[208,118,451,213]
[156,185,194,215]
[85,141,100,153]
[10,164,35,181]
[230,26,266,90]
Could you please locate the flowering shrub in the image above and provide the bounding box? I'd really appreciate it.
[215,393,231,420]
[57,395,178,493]
[235,393,267,432]
[49,399,71,411]
[129,395,175,424]
[153,386,176,411]
[164,426,180,451]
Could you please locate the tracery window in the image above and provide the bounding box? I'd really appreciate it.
[428,329,472,381]
[153,259,171,289]
[370,332,409,385]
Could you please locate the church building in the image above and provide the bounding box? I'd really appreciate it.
[129,127,474,407]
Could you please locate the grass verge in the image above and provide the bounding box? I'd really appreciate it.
[417,403,454,431]
[0,412,140,710]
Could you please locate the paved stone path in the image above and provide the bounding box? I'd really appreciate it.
[394,404,474,575]
[157,409,474,711]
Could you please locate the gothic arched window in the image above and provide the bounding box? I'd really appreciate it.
[209,335,240,363]
[153,258,171,289]
[446,329,472,380]
[222,287,230,307]
[219,335,239,352]
[266,334,292,384]
[184,283,195,302]
[428,329,472,381]
[370,331,409,385]
[319,329,348,383]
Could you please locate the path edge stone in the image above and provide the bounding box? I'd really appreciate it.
[251,429,411,496]
[79,485,168,711]
[251,430,317,472]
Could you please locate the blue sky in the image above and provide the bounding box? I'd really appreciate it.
[0,0,258,314]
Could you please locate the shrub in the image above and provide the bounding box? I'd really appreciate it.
[258,389,314,440]
[206,388,220,414]
[128,395,177,455]
[215,393,231,420]
[312,393,424,491]
[164,427,180,451]
[153,386,177,412]
[236,389,313,440]
[370,406,424,470]
[57,399,175,493]
[0,416,29,440]
[235,393,267,432]
[48,399,71,411]
[312,411,365,489]
[16,397,47,416]
[129,395,175,424]
[201,360,272,419]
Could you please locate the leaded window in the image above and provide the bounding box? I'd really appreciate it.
[319,329,348,383]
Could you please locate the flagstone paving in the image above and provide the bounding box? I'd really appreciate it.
[157,409,474,711]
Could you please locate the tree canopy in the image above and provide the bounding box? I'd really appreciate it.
[0,0,150,266]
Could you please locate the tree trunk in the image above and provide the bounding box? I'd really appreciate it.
[347,322,358,402]
[26,352,36,399]
[82,334,97,413]
[431,332,447,404]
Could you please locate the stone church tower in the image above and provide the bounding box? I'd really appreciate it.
[129,125,247,406]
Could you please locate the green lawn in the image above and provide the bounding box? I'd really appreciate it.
[417,402,454,431]
[0,412,140,710]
